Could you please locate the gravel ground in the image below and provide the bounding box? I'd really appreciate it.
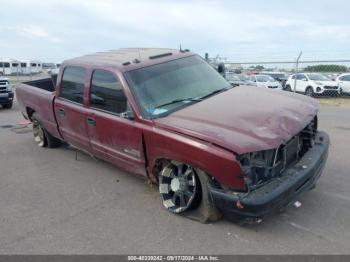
[0,98,349,254]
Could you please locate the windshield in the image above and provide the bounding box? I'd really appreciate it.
[125,55,231,118]
[307,74,330,81]
[256,75,275,82]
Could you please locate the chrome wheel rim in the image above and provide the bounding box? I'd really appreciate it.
[159,161,197,213]
[33,120,45,147]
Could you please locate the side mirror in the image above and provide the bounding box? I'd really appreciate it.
[303,78,308,81]
[120,110,134,120]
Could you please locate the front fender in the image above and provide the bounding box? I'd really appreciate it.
[144,127,246,191]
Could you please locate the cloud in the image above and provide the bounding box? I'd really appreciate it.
[0,0,349,62]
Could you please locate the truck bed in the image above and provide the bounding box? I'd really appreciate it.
[23,76,57,92]
[15,77,61,140]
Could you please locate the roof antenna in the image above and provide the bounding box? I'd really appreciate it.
[138,48,141,60]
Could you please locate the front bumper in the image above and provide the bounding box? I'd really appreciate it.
[316,87,340,95]
[210,131,329,221]
[0,91,14,105]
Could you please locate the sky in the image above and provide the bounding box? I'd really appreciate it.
[0,0,350,63]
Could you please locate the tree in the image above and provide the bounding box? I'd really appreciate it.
[304,64,348,73]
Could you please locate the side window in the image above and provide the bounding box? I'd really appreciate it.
[90,70,127,114]
[60,66,86,104]
[297,74,306,80]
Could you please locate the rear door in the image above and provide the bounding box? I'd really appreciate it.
[54,66,90,151]
[86,69,147,176]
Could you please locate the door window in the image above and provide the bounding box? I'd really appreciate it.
[297,74,307,80]
[60,66,86,104]
[90,70,127,114]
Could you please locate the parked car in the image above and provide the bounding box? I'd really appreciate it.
[285,73,340,96]
[225,73,248,86]
[16,48,329,223]
[336,73,350,95]
[247,74,283,89]
[261,71,288,87]
[0,77,13,109]
[323,73,338,81]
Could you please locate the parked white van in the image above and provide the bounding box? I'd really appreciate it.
[0,60,12,76]
[10,60,21,75]
[30,60,43,73]
[20,61,31,75]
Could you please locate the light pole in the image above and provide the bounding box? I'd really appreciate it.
[293,51,302,92]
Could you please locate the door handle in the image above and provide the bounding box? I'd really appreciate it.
[87,117,96,126]
[57,108,65,116]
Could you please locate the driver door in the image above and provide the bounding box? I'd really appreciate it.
[85,69,147,177]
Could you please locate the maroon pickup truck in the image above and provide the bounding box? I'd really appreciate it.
[16,48,329,223]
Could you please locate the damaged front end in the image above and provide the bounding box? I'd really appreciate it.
[210,116,329,222]
[238,116,318,191]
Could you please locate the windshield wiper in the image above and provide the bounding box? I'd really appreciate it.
[199,86,232,100]
[155,97,202,109]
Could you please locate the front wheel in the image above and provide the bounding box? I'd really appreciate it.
[158,161,222,223]
[159,161,200,214]
[305,87,314,97]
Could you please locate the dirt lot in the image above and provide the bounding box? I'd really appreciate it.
[0,98,350,254]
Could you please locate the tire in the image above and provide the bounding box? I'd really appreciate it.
[305,87,314,97]
[32,113,61,148]
[158,161,221,223]
[285,85,292,92]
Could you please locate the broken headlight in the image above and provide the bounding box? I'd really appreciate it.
[237,149,282,189]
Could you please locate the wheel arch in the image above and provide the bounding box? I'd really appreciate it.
[26,107,36,121]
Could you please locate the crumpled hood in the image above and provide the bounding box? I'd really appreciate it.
[154,86,319,154]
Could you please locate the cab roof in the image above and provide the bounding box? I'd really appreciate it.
[63,48,193,72]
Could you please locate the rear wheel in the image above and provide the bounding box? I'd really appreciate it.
[285,85,292,92]
[32,113,46,147]
[32,113,61,148]
[305,87,314,97]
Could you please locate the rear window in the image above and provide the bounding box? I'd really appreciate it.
[60,66,86,104]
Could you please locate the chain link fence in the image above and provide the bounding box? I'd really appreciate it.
[206,51,350,101]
